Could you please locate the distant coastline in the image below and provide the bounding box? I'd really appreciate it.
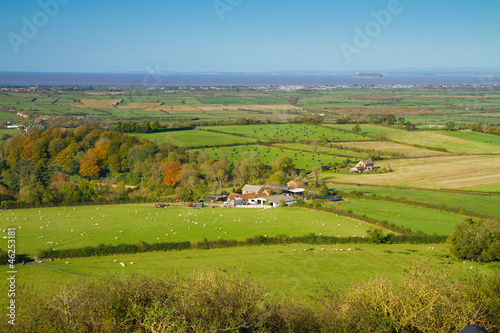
[351,73,384,79]
[0,71,498,87]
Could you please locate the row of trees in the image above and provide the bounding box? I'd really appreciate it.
[115,121,194,133]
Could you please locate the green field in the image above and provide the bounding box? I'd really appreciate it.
[1,205,374,257]
[327,124,500,154]
[191,144,347,168]
[13,243,493,302]
[328,184,500,218]
[439,130,500,146]
[135,129,257,146]
[335,199,468,235]
[460,183,500,193]
[200,124,373,142]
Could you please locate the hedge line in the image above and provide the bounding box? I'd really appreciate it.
[38,233,447,260]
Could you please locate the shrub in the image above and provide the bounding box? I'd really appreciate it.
[448,218,500,262]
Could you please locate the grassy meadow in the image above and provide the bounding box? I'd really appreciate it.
[335,199,469,235]
[328,184,500,218]
[200,124,373,142]
[12,243,495,303]
[1,205,373,257]
[191,145,346,168]
[277,143,369,159]
[135,129,257,146]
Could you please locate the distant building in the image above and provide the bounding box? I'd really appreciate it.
[242,184,265,194]
[17,111,28,118]
[350,160,376,173]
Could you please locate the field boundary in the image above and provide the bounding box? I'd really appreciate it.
[330,181,500,197]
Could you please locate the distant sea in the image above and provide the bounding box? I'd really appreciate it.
[0,72,499,86]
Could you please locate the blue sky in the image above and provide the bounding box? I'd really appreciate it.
[1,0,499,72]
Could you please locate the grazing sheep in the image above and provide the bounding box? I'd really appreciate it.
[120,262,126,267]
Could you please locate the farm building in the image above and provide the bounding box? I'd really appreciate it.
[350,160,377,173]
[287,178,309,188]
[226,192,261,206]
[265,184,290,192]
[265,184,304,195]
[248,194,297,207]
[242,184,265,194]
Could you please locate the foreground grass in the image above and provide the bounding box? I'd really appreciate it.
[13,243,495,302]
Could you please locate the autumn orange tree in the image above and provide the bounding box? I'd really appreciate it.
[162,162,183,187]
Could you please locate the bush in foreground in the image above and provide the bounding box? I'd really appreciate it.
[14,262,500,333]
[448,218,500,262]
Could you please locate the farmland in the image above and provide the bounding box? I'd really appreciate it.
[323,155,500,190]
[327,124,500,154]
[201,124,373,142]
[334,198,469,235]
[135,129,257,146]
[13,242,493,303]
[330,141,450,157]
[191,145,346,168]
[0,85,499,323]
[2,205,372,257]
[328,184,500,218]
[2,85,500,124]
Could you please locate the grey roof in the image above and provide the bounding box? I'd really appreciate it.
[265,184,292,191]
[260,194,297,204]
[242,184,264,193]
